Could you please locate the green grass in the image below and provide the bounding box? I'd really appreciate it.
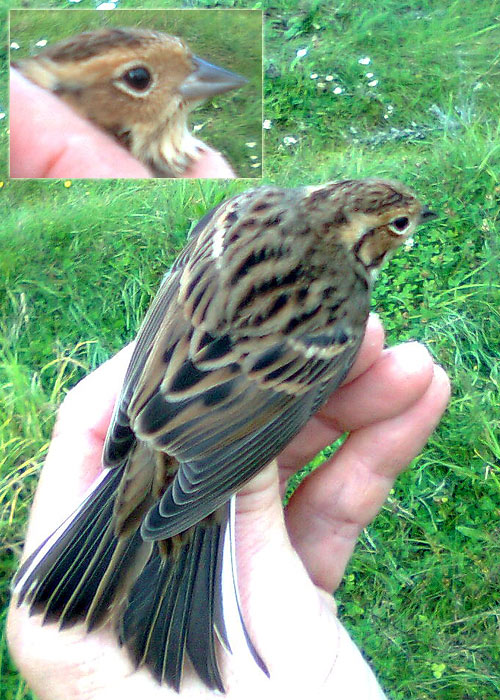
[1,1,500,699]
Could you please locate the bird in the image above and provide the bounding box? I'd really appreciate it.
[13,179,437,692]
[12,27,248,177]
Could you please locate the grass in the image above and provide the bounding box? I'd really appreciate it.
[1,0,500,699]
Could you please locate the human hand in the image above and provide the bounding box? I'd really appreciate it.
[7,315,450,699]
[10,69,236,179]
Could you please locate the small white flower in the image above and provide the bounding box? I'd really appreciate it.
[263,119,272,130]
[250,155,258,160]
[404,237,415,250]
[366,72,374,78]
[10,42,20,50]
[97,2,117,9]
[310,73,318,79]
[283,136,298,145]
[358,56,371,65]
[333,86,343,95]
[250,162,261,168]
[368,79,379,87]
[245,142,257,148]
[35,39,48,47]
[193,124,204,133]
[0,112,5,120]
[387,104,394,112]
[296,47,308,59]
[325,75,334,82]
[316,82,326,89]
[383,114,389,119]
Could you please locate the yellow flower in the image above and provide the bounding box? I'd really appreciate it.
[64,180,72,188]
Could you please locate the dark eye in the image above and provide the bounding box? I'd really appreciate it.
[121,66,152,91]
[391,216,410,231]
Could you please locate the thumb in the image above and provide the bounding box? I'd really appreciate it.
[10,69,151,178]
[230,465,389,699]
[231,462,338,690]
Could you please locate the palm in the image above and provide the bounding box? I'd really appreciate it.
[8,315,449,698]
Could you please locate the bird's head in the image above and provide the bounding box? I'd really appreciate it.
[303,179,437,277]
[14,27,247,175]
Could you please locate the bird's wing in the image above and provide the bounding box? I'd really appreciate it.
[132,310,361,541]
[102,196,232,468]
[104,188,362,540]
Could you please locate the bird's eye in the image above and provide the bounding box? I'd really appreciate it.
[389,216,410,233]
[121,66,152,92]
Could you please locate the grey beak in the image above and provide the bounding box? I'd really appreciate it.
[420,206,438,222]
[179,56,248,100]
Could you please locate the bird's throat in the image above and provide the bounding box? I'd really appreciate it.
[126,108,204,177]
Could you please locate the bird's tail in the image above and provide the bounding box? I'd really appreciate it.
[119,511,230,691]
[120,502,269,691]
[14,473,267,691]
[13,467,152,631]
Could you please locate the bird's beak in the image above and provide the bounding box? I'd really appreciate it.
[179,56,248,100]
[420,206,438,223]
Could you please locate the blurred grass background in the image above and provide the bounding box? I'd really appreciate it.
[8,7,263,177]
[1,1,499,699]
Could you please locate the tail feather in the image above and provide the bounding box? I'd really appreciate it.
[86,526,150,630]
[57,512,120,625]
[225,498,269,679]
[119,552,174,669]
[14,472,269,691]
[52,533,116,625]
[162,529,203,690]
[186,519,227,691]
[14,469,121,614]
[13,468,150,631]
[147,548,190,686]
[119,515,226,692]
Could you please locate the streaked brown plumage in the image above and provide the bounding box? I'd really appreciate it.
[13,27,247,176]
[14,179,436,692]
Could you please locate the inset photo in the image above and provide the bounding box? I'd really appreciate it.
[9,9,263,179]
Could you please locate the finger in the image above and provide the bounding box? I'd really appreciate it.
[22,346,134,552]
[234,463,341,687]
[285,364,450,592]
[279,340,434,481]
[10,70,152,178]
[278,314,384,479]
[320,341,436,431]
[181,146,236,178]
[341,313,385,385]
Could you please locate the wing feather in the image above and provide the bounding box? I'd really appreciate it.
[103,187,364,542]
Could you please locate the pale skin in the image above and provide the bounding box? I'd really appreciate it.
[7,315,451,699]
[10,69,236,179]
